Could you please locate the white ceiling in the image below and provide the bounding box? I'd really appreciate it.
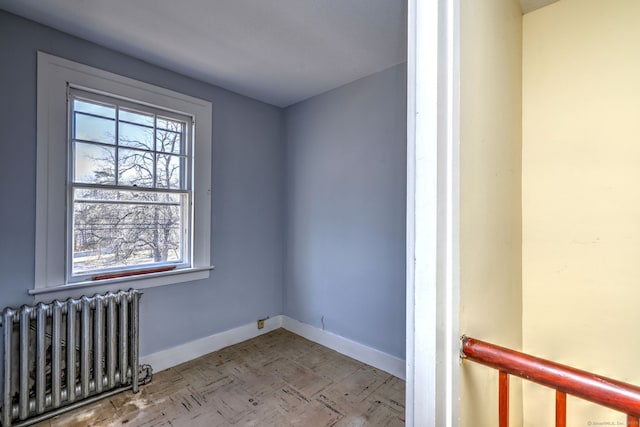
[0,0,559,107]
[521,0,560,14]
[0,0,407,107]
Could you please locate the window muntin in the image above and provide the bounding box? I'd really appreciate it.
[68,89,193,282]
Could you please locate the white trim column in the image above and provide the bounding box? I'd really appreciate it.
[406,0,459,425]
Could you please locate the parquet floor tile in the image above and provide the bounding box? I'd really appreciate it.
[33,328,405,426]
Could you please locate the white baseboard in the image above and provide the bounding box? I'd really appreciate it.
[281,316,406,380]
[141,315,405,380]
[140,315,284,372]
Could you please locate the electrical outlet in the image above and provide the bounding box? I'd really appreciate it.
[257,319,265,329]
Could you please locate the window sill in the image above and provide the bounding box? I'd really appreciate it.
[30,266,214,302]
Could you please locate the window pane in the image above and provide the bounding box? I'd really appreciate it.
[118,148,154,187]
[157,117,183,131]
[120,109,154,126]
[156,154,183,189]
[119,122,154,150]
[156,128,182,154]
[74,99,115,119]
[75,113,116,144]
[74,142,116,184]
[72,199,184,275]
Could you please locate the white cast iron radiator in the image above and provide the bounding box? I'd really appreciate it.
[1,289,152,426]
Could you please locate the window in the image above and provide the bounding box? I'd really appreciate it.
[35,52,212,298]
[69,90,193,282]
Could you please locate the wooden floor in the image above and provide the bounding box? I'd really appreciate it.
[34,328,405,426]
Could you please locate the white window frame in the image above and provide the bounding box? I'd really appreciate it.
[34,52,212,300]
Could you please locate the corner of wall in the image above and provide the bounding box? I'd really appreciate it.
[459,0,523,424]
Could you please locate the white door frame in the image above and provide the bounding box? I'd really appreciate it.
[405,0,460,426]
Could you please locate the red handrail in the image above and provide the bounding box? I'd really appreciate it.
[461,336,640,425]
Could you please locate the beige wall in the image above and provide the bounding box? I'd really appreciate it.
[459,0,523,425]
[523,0,640,425]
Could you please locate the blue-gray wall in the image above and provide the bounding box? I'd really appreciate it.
[284,64,407,359]
[0,10,285,357]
